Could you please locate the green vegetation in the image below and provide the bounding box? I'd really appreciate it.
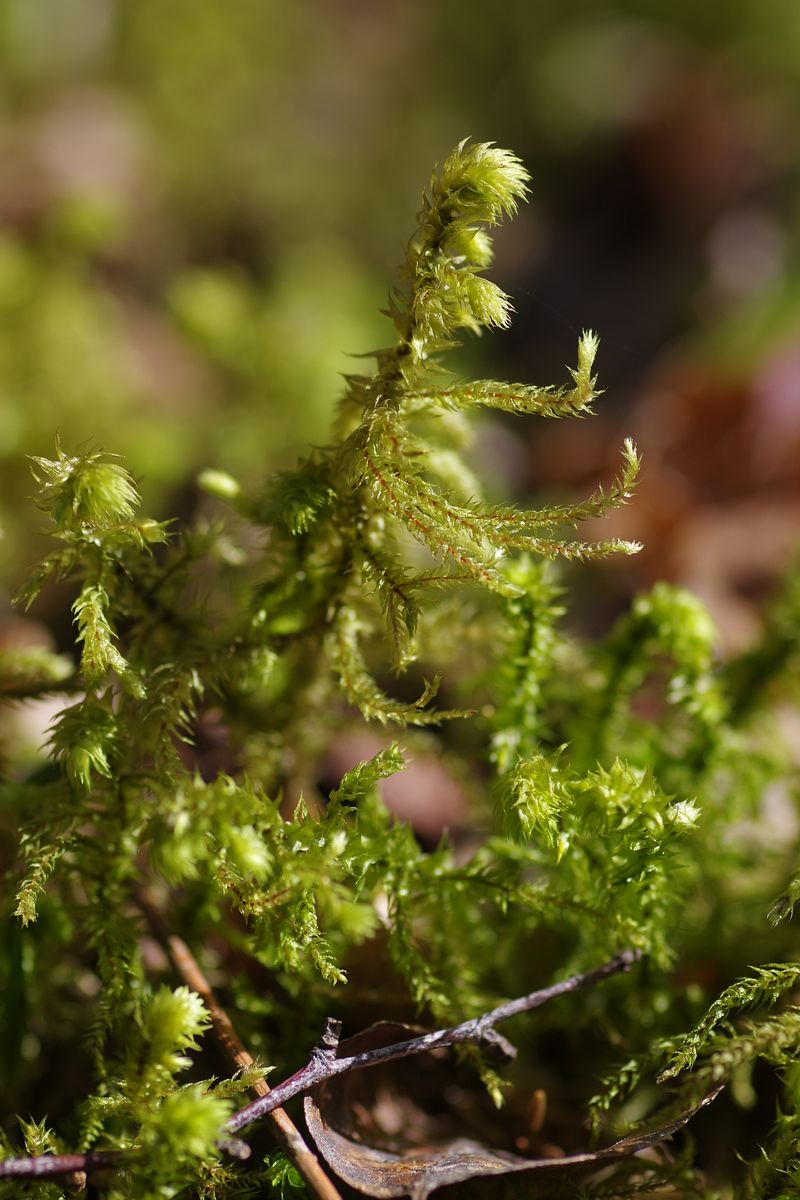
[2,140,800,1199]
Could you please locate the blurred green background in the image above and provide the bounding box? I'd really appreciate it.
[1,0,799,646]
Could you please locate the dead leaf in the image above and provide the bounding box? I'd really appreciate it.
[304,1022,720,1199]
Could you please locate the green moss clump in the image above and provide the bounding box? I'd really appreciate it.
[2,141,800,1199]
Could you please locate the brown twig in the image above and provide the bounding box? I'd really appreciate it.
[0,1150,123,1181]
[0,948,641,1182]
[137,889,343,1200]
[226,948,642,1132]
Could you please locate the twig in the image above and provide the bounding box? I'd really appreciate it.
[226,948,641,1132]
[0,948,640,1182]
[0,1150,123,1181]
[137,889,343,1200]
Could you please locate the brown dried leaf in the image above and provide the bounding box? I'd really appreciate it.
[304,1022,720,1200]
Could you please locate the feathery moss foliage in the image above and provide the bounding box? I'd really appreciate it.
[2,141,800,1198]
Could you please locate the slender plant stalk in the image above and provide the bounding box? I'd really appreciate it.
[228,950,641,1130]
[137,890,343,1200]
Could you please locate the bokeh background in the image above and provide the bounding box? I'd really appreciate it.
[1,0,799,646]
